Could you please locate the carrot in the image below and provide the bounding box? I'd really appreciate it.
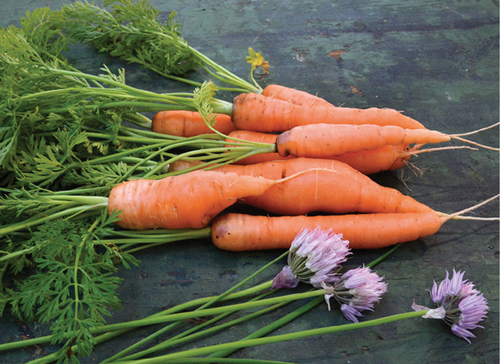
[277,123,500,158]
[212,158,433,215]
[211,195,499,251]
[276,123,452,158]
[107,169,315,230]
[231,92,426,131]
[226,130,413,173]
[152,110,236,137]
[261,84,334,108]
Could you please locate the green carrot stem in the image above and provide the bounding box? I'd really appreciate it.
[121,112,153,129]
[141,146,275,179]
[26,65,235,116]
[44,195,108,204]
[105,228,204,237]
[0,203,106,237]
[74,141,182,166]
[51,186,109,195]
[103,228,212,245]
[47,68,192,104]
[0,246,36,262]
[104,227,213,253]
[149,63,252,94]
[117,311,430,363]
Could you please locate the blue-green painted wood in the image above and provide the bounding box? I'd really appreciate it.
[1,1,498,363]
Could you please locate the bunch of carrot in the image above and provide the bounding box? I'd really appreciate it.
[153,84,497,174]
[108,84,499,252]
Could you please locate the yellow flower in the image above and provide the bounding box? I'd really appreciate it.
[246,47,270,74]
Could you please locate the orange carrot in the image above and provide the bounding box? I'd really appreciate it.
[231,92,426,131]
[276,123,450,158]
[212,213,442,251]
[226,130,412,173]
[108,169,313,230]
[211,158,433,215]
[211,195,499,251]
[261,84,334,108]
[152,110,236,137]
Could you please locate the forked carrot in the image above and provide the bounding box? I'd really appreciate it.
[231,92,426,131]
[108,169,318,230]
[211,158,434,215]
[211,195,499,251]
[151,110,236,137]
[261,84,334,108]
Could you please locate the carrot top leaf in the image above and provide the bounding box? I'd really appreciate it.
[193,81,219,128]
[0,210,139,360]
[50,0,261,93]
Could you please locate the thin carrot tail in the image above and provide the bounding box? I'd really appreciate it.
[450,122,499,137]
[408,145,479,156]
[448,122,500,151]
[439,194,500,222]
[448,136,499,151]
[273,168,340,184]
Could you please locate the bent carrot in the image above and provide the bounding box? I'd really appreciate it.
[231,92,426,131]
[261,84,333,108]
[211,195,499,251]
[108,169,315,230]
[212,158,433,215]
[152,110,236,137]
[276,123,450,158]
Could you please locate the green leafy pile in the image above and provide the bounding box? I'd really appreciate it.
[0,7,265,191]
[1,211,138,361]
[0,2,274,363]
[54,0,262,93]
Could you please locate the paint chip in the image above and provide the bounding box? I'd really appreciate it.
[350,85,364,96]
[327,49,346,60]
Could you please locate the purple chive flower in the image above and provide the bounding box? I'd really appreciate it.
[412,269,489,344]
[322,266,388,323]
[271,228,351,290]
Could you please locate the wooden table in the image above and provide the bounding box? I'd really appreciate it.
[1,1,498,363]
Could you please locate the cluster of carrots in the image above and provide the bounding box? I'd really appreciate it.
[109,84,498,251]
